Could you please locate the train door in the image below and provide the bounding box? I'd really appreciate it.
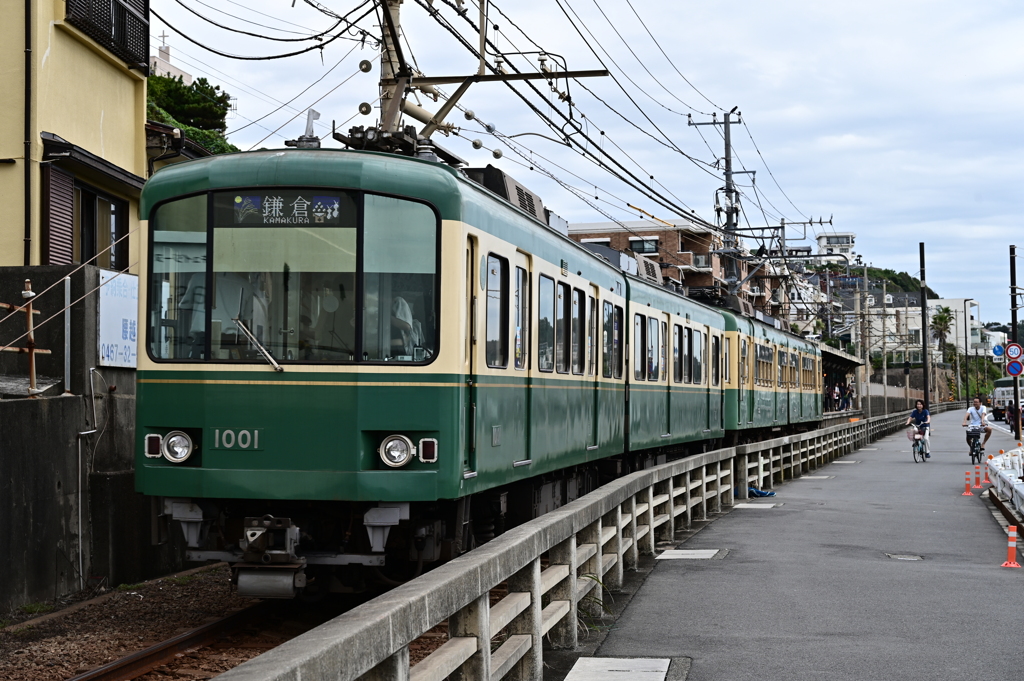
[464,238,478,477]
[699,326,710,434]
[513,253,532,464]
[661,316,670,438]
[588,288,600,449]
[739,336,750,425]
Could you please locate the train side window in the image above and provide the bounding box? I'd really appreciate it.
[683,327,692,383]
[711,335,721,386]
[777,350,785,387]
[791,353,799,388]
[673,325,682,383]
[514,266,529,370]
[602,301,613,378]
[693,330,704,384]
[647,317,659,382]
[485,254,509,368]
[571,288,584,375]
[634,314,646,380]
[538,275,554,372]
[587,296,598,376]
[556,282,570,373]
[613,305,624,379]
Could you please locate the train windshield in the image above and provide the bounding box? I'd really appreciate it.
[148,189,438,365]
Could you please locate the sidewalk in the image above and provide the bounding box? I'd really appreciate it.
[558,410,1022,680]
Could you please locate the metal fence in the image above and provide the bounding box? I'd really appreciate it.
[217,402,965,681]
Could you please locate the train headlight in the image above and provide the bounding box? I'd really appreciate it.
[162,430,194,463]
[379,434,414,468]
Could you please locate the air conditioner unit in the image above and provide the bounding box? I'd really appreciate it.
[693,254,710,268]
[634,254,661,284]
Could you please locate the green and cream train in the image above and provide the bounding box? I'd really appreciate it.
[136,148,822,597]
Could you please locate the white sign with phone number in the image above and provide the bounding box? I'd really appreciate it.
[98,270,139,368]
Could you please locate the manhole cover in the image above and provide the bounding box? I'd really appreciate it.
[886,553,923,561]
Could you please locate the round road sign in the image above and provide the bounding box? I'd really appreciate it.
[1006,343,1023,361]
[993,344,1005,357]
[1008,360,1024,377]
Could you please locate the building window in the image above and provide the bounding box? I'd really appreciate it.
[629,237,658,255]
[42,166,128,269]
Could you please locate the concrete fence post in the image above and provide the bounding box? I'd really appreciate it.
[450,592,491,681]
[507,557,542,681]
[602,501,618,585]
[578,519,603,617]
[660,476,676,539]
[618,493,634,569]
[358,645,410,681]
[638,484,655,555]
[547,535,578,650]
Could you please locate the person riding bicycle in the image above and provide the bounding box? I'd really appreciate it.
[905,399,931,458]
[961,397,992,454]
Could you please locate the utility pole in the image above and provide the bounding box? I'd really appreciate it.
[863,265,871,417]
[920,243,930,407]
[1013,246,1022,438]
[689,109,743,293]
[904,295,910,406]
[881,280,888,416]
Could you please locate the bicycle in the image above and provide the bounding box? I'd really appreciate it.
[966,425,984,465]
[907,425,927,463]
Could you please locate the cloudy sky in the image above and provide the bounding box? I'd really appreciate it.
[151,0,1024,325]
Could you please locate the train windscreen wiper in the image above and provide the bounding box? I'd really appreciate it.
[232,317,284,372]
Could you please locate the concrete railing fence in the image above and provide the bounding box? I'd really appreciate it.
[217,402,965,681]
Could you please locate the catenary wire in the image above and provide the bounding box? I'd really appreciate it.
[151,5,377,60]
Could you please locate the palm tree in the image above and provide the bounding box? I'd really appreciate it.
[930,306,954,363]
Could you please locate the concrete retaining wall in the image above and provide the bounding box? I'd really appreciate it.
[0,265,182,614]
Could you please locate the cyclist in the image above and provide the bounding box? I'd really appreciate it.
[905,399,931,458]
[961,397,992,454]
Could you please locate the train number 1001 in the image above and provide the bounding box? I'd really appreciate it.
[212,428,263,450]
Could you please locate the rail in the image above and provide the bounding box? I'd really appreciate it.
[216,402,965,681]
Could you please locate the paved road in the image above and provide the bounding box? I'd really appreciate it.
[594,410,1023,680]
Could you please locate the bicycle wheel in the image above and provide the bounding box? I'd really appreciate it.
[971,443,982,465]
[913,441,925,463]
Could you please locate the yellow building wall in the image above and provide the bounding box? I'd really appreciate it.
[0,0,146,270]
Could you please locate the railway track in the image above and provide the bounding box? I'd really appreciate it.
[67,602,274,681]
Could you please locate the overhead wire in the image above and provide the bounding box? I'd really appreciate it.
[231,43,366,134]
[247,59,376,149]
[621,0,724,113]
[419,0,708,225]
[585,0,710,115]
[151,3,378,61]
[172,0,358,43]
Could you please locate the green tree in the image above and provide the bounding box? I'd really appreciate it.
[149,75,232,132]
[930,306,954,362]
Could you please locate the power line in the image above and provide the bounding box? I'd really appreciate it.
[622,0,724,113]
[419,0,709,224]
[172,0,358,43]
[247,61,371,149]
[231,44,365,134]
[151,4,377,60]
[586,0,710,115]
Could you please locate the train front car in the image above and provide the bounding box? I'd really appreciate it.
[136,150,463,598]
